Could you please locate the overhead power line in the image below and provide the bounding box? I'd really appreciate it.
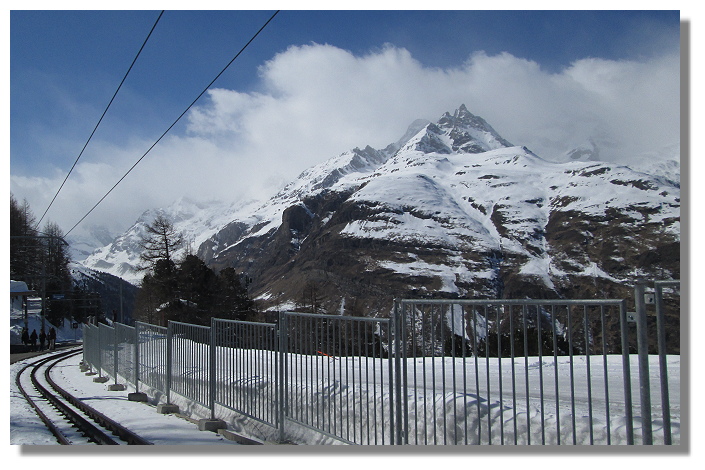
[36,10,165,229]
[65,10,280,237]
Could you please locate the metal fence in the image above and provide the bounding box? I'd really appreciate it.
[280,312,396,444]
[394,298,635,445]
[82,323,99,373]
[82,281,680,446]
[115,323,136,388]
[135,321,168,399]
[212,318,279,428]
[98,323,115,380]
[169,321,211,410]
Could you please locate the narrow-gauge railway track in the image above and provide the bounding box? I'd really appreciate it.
[15,348,153,445]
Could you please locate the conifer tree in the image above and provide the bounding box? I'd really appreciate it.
[137,214,183,313]
[43,221,72,325]
[10,195,42,282]
[138,214,183,271]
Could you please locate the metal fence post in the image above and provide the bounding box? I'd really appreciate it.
[134,322,140,393]
[209,317,216,420]
[277,311,288,443]
[113,324,119,386]
[392,299,404,445]
[97,324,102,377]
[655,280,679,445]
[634,282,653,444]
[82,324,87,367]
[166,321,173,405]
[618,299,635,444]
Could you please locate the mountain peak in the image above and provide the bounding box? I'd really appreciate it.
[397,105,513,155]
[563,140,601,162]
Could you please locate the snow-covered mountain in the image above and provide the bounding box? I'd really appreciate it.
[82,105,680,319]
[66,224,117,261]
[82,197,260,284]
[69,262,139,322]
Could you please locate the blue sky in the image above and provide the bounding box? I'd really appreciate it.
[9,8,683,239]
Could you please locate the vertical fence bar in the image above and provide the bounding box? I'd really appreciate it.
[654,281,674,445]
[537,305,545,445]
[393,300,402,445]
[498,305,505,445]
[453,306,459,443]
[471,305,481,444]
[209,318,216,420]
[401,301,409,445]
[509,305,517,444]
[619,299,635,444]
[634,283,653,444]
[584,305,594,444]
[96,323,102,377]
[551,305,560,445]
[468,306,474,444]
[134,323,140,393]
[600,305,611,445]
[522,304,530,445]
[439,304,447,444]
[277,312,287,443]
[567,304,577,445]
[113,325,119,386]
[166,321,173,405]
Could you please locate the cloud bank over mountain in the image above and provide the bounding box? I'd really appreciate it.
[11,43,680,238]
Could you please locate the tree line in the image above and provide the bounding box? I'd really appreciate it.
[11,196,254,328]
[10,195,81,325]
[133,214,255,326]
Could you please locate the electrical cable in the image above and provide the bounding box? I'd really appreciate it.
[36,10,165,229]
[65,10,280,237]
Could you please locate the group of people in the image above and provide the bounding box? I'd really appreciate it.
[20,327,57,351]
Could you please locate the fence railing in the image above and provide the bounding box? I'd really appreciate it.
[280,312,396,444]
[134,322,168,399]
[395,298,635,445]
[82,282,680,445]
[212,318,279,428]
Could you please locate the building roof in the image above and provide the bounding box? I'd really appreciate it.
[10,280,36,296]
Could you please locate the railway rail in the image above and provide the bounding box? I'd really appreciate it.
[14,348,153,445]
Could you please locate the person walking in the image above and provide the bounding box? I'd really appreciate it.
[21,328,29,346]
[39,329,46,350]
[29,329,37,351]
[48,327,57,350]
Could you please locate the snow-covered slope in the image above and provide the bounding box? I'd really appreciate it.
[82,197,260,284]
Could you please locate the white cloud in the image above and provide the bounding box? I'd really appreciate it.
[188,43,679,168]
[11,43,680,242]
